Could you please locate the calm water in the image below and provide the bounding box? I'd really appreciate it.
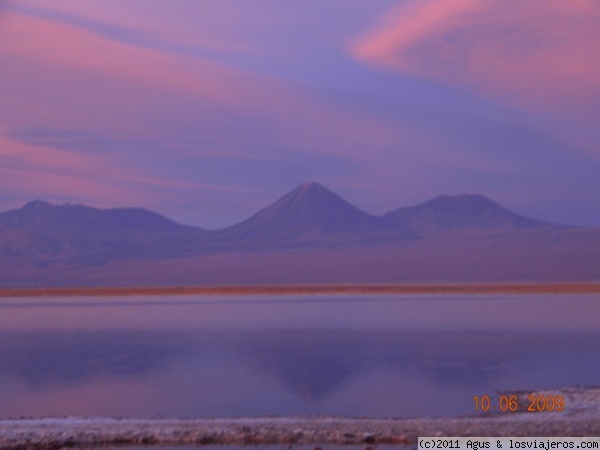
[0,294,598,419]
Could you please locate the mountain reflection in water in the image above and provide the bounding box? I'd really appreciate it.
[0,326,598,418]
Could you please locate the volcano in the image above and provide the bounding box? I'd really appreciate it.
[216,182,411,245]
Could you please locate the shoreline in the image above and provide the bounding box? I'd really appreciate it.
[0,414,598,449]
[1,388,599,448]
[1,283,600,298]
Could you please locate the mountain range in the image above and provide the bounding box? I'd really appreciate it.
[1,182,598,286]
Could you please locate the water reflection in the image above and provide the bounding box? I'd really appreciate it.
[0,326,599,418]
[0,331,186,387]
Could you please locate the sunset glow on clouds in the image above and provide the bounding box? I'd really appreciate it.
[352,0,600,117]
[0,1,599,227]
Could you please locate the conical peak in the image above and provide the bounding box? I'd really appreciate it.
[222,181,390,239]
[279,182,347,208]
[285,182,338,203]
[300,181,315,190]
[296,181,325,193]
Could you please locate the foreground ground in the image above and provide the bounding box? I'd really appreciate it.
[0,388,599,449]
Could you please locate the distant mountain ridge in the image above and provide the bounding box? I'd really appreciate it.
[0,200,204,261]
[216,182,413,245]
[2,182,598,286]
[0,200,193,234]
[0,182,566,262]
[384,193,555,233]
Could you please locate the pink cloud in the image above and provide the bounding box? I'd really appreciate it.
[352,0,600,117]
[12,0,264,56]
[0,134,148,206]
[0,7,448,177]
[0,131,256,213]
[1,9,336,152]
[0,5,511,223]
[0,9,403,153]
[0,10,249,107]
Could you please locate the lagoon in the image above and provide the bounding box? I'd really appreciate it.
[0,294,598,419]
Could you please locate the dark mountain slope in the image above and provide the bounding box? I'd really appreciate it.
[215,182,412,246]
[0,200,190,234]
[0,201,205,261]
[0,187,582,275]
[384,194,559,234]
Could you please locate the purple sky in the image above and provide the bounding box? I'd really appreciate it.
[1,0,599,229]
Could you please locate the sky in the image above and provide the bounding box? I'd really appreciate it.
[1,0,599,229]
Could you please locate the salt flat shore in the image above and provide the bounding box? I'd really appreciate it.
[1,283,600,297]
[1,388,599,449]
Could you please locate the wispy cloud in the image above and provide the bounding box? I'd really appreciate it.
[0,134,142,206]
[352,0,600,118]
[1,2,598,226]
[0,7,440,223]
[0,8,404,148]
